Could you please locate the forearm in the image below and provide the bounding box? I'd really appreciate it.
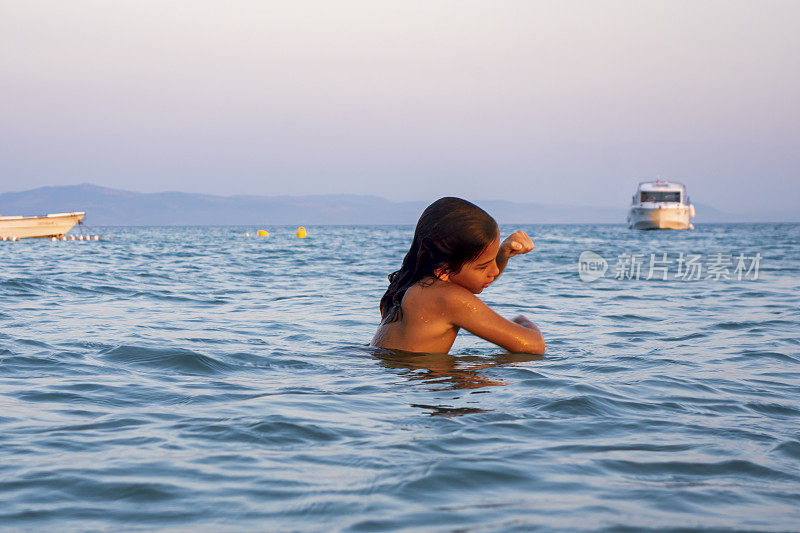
[495,230,534,279]
[451,292,545,355]
[495,247,511,278]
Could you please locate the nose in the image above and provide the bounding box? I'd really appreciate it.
[489,261,500,278]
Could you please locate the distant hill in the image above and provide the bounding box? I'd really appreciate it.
[0,183,794,226]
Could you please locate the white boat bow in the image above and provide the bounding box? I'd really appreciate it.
[0,212,86,239]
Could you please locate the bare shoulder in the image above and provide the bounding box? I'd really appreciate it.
[415,279,478,308]
[404,279,495,328]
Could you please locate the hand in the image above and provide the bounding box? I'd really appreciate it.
[500,231,534,259]
[512,315,538,330]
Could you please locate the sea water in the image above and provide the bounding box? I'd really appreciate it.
[1,224,799,531]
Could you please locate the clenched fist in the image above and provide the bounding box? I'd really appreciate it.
[500,230,534,259]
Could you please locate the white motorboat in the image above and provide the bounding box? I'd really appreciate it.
[627,180,695,230]
[0,212,85,239]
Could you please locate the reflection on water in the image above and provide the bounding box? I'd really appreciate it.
[373,348,544,391]
[372,349,544,416]
[409,404,490,417]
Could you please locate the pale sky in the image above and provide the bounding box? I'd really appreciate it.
[1,0,798,211]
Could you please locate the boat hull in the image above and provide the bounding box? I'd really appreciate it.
[0,212,85,239]
[628,206,692,230]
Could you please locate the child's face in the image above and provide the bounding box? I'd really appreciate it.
[446,233,501,294]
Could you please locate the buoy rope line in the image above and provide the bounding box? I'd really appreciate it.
[74,219,103,241]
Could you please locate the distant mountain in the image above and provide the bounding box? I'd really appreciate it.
[0,183,794,226]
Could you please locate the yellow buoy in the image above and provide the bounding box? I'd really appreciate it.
[296,226,307,239]
[257,229,269,237]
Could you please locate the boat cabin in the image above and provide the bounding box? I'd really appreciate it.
[633,180,686,205]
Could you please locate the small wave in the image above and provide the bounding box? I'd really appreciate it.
[608,330,664,339]
[610,294,645,301]
[710,319,798,331]
[100,345,235,375]
[547,442,694,454]
[14,338,53,349]
[745,401,800,418]
[0,277,49,296]
[662,332,708,341]
[731,350,798,363]
[39,417,148,436]
[603,314,664,322]
[51,283,135,296]
[397,460,536,496]
[578,364,629,374]
[772,440,800,460]
[15,390,93,404]
[535,395,623,417]
[284,333,314,341]
[0,353,99,378]
[176,415,347,447]
[2,473,189,504]
[598,458,799,481]
[129,291,207,303]
[637,377,718,394]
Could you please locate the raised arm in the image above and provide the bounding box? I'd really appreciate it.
[445,287,545,354]
[495,230,535,278]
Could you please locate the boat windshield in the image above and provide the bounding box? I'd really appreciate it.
[641,191,681,203]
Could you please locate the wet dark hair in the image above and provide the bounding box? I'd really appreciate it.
[379,197,498,323]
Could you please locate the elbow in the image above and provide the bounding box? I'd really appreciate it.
[515,320,544,354]
[535,338,545,355]
[524,331,545,355]
[524,339,545,355]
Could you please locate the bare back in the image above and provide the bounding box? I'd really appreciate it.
[371,278,460,354]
